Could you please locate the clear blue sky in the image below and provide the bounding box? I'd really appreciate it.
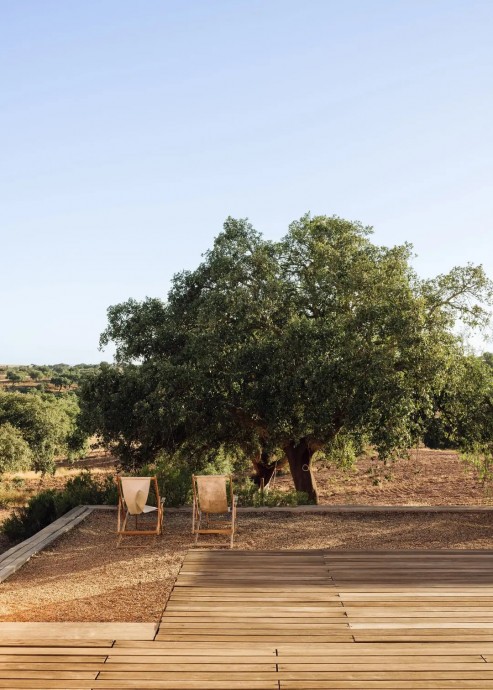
[1,0,492,364]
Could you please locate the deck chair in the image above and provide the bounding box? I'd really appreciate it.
[192,474,237,549]
[117,476,164,546]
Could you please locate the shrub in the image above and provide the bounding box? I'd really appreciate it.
[235,479,312,507]
[53,471,117,515]
[138,448,249,507]
[1,490,59,541]
[1,470,117,543]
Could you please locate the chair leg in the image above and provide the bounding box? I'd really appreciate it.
[192,500,197,534]
[194,510,201,545]
[117,510,129,548]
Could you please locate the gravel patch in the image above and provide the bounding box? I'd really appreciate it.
[2,509,493,623]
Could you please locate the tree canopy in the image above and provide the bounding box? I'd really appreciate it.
[80,215,493,502]
[0,423,32,475]
[0,390,88,474]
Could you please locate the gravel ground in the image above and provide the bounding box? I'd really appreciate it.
[2,509,493,623]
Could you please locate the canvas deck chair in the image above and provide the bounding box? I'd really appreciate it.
[117,476,164,546]
[192,474,237,548]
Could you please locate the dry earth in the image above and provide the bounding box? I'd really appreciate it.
[2,508,493,623]
[2,448,493,623]
[276,448,493,505]
[1,448,491,555]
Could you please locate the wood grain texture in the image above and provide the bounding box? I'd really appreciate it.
[4,549,493,687]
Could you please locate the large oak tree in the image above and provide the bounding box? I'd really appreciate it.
[80,215,493,502]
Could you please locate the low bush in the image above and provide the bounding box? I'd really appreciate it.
[54,471,117,514]
[138,448,248,507]
[1,490,59,541]
[137,453,311,508]
[235,480,312,507]
[1,470,117,543]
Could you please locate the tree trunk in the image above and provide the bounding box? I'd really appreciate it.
[284,438,319,504]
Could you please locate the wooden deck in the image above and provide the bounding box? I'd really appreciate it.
[3,549,493,688]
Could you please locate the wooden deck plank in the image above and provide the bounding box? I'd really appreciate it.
[0,622,157,640]
[6,549,493,687]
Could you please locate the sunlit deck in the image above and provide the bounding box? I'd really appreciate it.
[3,549,493,688]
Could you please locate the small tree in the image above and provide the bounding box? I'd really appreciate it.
[424,354,493,481]
[50,376,71,391]
[6,370,22,387]
[29,369,44,382]
[0,423,32,474]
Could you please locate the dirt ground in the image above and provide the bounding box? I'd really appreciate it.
[2,508,493,623]
[276,448,493,505]
[1,448,491,555]
[0,451,114,555]
[2,448,492,509]
[2,447,493,623]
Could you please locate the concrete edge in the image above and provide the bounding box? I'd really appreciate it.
[165,504,493,513]
[84,503,493,513]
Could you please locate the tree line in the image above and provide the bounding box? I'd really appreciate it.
[0,364,104,392]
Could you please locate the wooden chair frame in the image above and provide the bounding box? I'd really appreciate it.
[116,476,164,547]
[192,474,237,549]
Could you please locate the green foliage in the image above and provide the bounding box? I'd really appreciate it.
[82,214,493,502]
[0,423,32,474]
[78,363,163,469]
[481,352,493,370]
[2,364,104,392]
[462,446,493,485]
[422,354,493,482]
[319,433,365,471]
[423,354,493,450]
[50,376,72,391]
[149,455,192,508]
[235,480,312,507]
[53,471,117,514]
[1,471,117,542]
[6,370,22,386]
[0,390,88,474]
[29,369,44,382]
[136,447,247,507]
[2,490,59,541]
